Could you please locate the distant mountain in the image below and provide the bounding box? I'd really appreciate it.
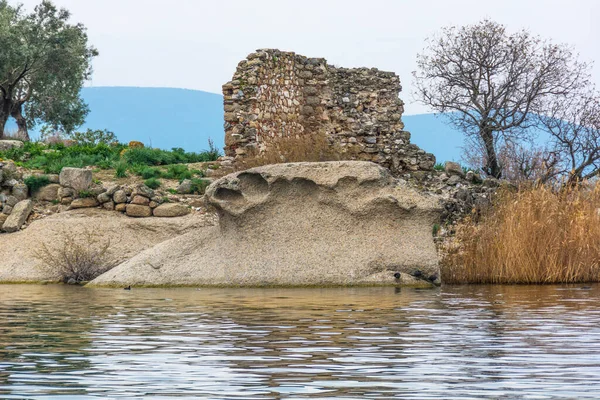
[8,87,473,162]
[403,113,466,164]
[80,87,225,153]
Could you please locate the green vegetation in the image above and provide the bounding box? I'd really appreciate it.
[189,178,210,195]
[144,177,161,189]
[0,141,220,175]
[23,175,50,194]
[78,190,94,198]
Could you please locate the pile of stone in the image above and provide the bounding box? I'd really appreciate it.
[0,161,34,232]
[56,168,191,219]
[1,166,194,234]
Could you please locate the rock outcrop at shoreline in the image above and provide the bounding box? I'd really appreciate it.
[0,209,215,283]
[90,161,442,287]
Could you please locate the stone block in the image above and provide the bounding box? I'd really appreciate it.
[2,199,32,233]
[59,168,92,191]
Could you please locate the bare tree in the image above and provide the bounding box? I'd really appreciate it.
[462,137,558,183]
[413,19,590,178]
[537,88,600,185]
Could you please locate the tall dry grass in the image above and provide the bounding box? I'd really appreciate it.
[442,184,600,284]
[236,133,359,170]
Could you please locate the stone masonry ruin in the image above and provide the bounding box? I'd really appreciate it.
[222,49,435,175]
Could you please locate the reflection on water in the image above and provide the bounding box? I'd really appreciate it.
[1,284,600,398]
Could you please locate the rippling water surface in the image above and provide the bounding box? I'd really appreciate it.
[1,284,600,399]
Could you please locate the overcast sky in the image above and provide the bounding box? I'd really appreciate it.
[18,0,600,114]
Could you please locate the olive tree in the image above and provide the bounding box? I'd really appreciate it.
[413,19,589,178]
[0,1,97,140]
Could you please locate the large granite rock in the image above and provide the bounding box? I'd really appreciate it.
[59,168,92,191]
[91,161,442,287]
[2,199,33,233]
[0,209,212,283]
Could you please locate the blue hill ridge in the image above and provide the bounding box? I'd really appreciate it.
[7,87,471,162]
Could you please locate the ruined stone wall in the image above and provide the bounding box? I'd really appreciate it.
[223,49,435,174]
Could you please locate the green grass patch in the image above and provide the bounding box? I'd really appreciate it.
[24,175,51,194]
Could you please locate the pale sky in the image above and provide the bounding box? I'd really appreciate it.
[18,0,600,114]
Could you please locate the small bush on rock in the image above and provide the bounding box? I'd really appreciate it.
[144,177,161,189]
[34,228,113,283]
[24,175,50,194]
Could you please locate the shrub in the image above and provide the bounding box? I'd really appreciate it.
[441,184,600,284]
[34,227,113,283]
[163,164,192,180]
[78,190,94,198]
[144,177,161,189]
[69,129,117,146]
[24,175,51,194]
[139,166,162,179]
[434,163,445,171]
[189,178,210,195]
[114,161,128,178]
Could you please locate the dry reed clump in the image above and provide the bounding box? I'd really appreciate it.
[34,227,114,284]
[441,183,600,284]
[236,133,359,170]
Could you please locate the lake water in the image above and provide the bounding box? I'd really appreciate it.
[1,284,599,399]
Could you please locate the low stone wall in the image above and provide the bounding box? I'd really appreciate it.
[223,49,435,174]
[0,163,196,233]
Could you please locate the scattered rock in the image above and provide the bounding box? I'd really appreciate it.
[12,184,28,201]
[131,195,150,206]
[113,190,127,204]
[59,168,92,191]
[33,184,60,202]
[2,199,33,233]
[69,197,99,209]
[176,179,192,194]
[125,204,152,218]
[445,161,464,177]
[153,203,191,217]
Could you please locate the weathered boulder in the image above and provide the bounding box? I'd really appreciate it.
[126,204,152,218]
[91,161,442,287]
[33,184,61,202]
[444,161,464,178]
[2,199,33,233]
[176,179,192,194]
[131,195,150,205]
[69,197,99,209]
[59,168,92,191]
[0,140,24,151]
[0,208,212,283]
[113,190,127,204]
[12,183,28,201]
[153,203,190,217]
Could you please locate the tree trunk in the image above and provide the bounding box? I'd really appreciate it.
[0,113,7,140]
[0,100,10,140]
[481,128,501,179]
[11,104,29,141]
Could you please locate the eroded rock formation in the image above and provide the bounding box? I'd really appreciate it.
[223,49,435,174]
[90,161,442,287]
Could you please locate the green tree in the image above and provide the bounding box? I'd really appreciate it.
[0,0,97,140]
